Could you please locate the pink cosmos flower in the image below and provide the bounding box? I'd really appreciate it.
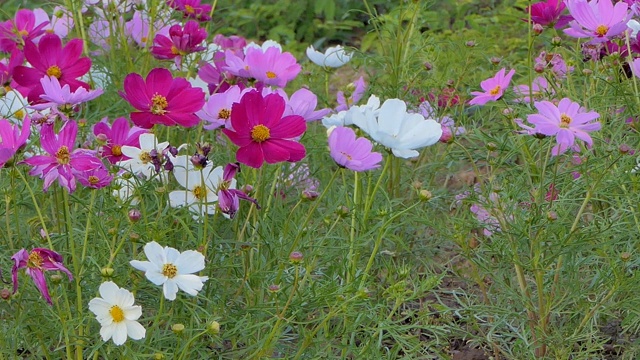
[468,68,515,106]
[119,68,205,129]
[512,76,554,103]
[0,49,24,90]
[0,116,30,167]
[525,98,601,155]
[13,34,91,103]
[222,90,306,168]
[0,9,48,52]
[197,85,242,130]
[33,7,74,38]
[225,46,301,88]
[151,21,207,68]
[564,0,629,43]
[12,248,73,305]
[74,164,113,189]
[22,120,102,192]
[336,77,366,112]
[167,0,212,21]
[213,34,246,56]
[93,117,147,164]
[217,162,259,218]
[125,10,173,48]
[31,76,103,111]
[264,87,331,122]
[525,0,572,28]
[328,126,382,171]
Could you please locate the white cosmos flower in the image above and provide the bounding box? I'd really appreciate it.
[168,155,223,216]
[244,39,282,53]
[88,281,146,346]
[0,90,37,124]
[306,45,352,68]
[118,133,169,180]
[322,95,380,128]
[130,241,208,301]
[351,98,442,159]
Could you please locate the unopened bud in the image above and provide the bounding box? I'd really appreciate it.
[419,190,432,201]
[551,36,562,46]
[128,209,141,222]
[465,40,476,47]
[50,274,63,284]
[101,267,115,277]
[171,323,185,334]
[1,288,11,300]
[241,184,254,193]
[301,190,319,201]
[547,211,557,221]
[532,23,544,35]
[208,321,221,334]
[336,205,349,217]
[486,142,497,151]
[289,251,304,264]
[154,353,165,360]
[268,284,280,293]
[619,144,631,154]
[534,63,545,73]
[582,69,593,76]
[412,180,423,189]
[490,57,502,65]
[423,62,433,71]
[621,252,631,262]
[129,232,140,241]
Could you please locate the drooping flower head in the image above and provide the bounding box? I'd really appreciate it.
[13,34,92,103]
[328,126,382,171]
[130,241,208,300]
[22,120,103,192]
[0,9,48,52]
[12,248,73,305]
[306,45,353,68]
[468,68,515,106]
[151,20,207,68]
[564,0,629,43]
[524,98,601,155]
[222,90,306,168]
[0,115,30,168]
[216,162,259,218]
[119,67,205,128]
[93,117,147,164]
[88,281,146,346]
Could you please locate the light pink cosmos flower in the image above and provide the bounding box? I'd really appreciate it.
[119,68,205,128]
[74,164,113,189]
[0,9,48,52]
[31,76,103,111]
[525,98,601,155]
[564,0,629,43]
[151,21,207,68]
[33,7,74,38]
[222,90,306,168]
[93,117,147,164]
[264,87,331,122]
[22,120,102,192]
[224,46,301,88]
[512,76,555,103]
[328,126,382,172]
[125,10,173,48]
[197,85,242,130]
[0,116,30,167]
[468,68,515,106]
[12,248,73,305]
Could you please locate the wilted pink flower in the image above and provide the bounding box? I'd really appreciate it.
[468,68,515,106]
[328,126,382,171]
[217,162,259,218]
[336,76,366,111]
[0,9,48,52]
[524,98,601,155]
[93,117,147,164]
[222,90,306,168]
[470,203,502,236]
[13,34,91,103]
[513,76,554,102]
[167,0,212,21]
[0,116,30,167]
[525,0,572,28]
[22,120,102,192]
[564,0,629,43]
[119,68,205,128]
[12,248,73,305]
[151,21,207,68]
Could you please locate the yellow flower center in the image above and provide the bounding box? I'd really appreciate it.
[266,71,276,79]
[218,108,231,120]
[150,93,168,115]
[56,146,71,165]
[18,29,29,37]
[141,36,148,43]
[46,65,62,78]
[251,124,270,142]
[193,185,207,200]
[139,151,152,164]
[28,252,44,268]
[185,5,195,13]
[560,113,572,128]
[13,109,24,120]
[171,45,180,55]
[111,145,122,156]
[88,176,99,185]
[595,25,608,37]
[110,305,125,322]
[162,263,178,278]
[489,85,501,96]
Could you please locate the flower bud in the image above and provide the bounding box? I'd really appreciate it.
[268,284,281,293]
[154,353,165,360]
[1,288,11,300]
[532,23,544,35]
[336,205,349,217]
[289,251,304,264]
[582,69,593,76]
[208,321,221,334]
[619,144,631,154]
[486,142,497,151]
[621,252,631,262]
[534,63,545,73]
[551,36,562,46]
[101,267,115,277]
[465,40,476,47]
[423,62,433,71]
[547,211,557,221]
[301,190,319,201]
[418,190,432,201]
[50,274,63,284]
[172,323,185,334]
[128,209,141,222]
[490,57,502,65]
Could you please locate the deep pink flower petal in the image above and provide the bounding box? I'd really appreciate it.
[236,142,265,168]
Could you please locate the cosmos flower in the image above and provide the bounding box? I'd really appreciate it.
[328,126,382,171]
[168,154,222,215]
[118,133,170,179]
[31,75,103,111]
[468,68,515,106]
[130,241,208,300]
[563,0,629,43]
[151,21,207,68]
[0,9,48,52]
[0,115,31,168]
[12,248,73,305]
[93,117,148,164]
[525,0,572,28]
[167,0,212,21]
[88,281,146,346]
[196,85,242,130]
[222,90,306,168]
[119,67,205,128]
[216,162,259,218]
[224,46,301,88]
[306,45,352,68]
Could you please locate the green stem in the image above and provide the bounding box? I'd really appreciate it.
[346,171,360,284]
[14,169,53,248]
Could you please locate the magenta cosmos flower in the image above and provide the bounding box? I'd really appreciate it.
[12,248,73,305]
[525,0,572,28]
[564,0,629,43]
[93,117,148,164]
[151,20,207,68]
[328,126,382,171]
[525,98,601,155]
[22,120,102,192]
[167,0,212,21]
[222,90,306,168]
[13,34,91,103]
[0,115,30,168]
[468,68,515,106]
[217,162,259,218]
[0,9,48,52]
[120,68,205,129]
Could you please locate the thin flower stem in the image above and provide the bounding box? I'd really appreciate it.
[362,154,391,225]
[62,191,84,360]
[176,329,209,360]
[14,168,53,248]
[346,171,360,284]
